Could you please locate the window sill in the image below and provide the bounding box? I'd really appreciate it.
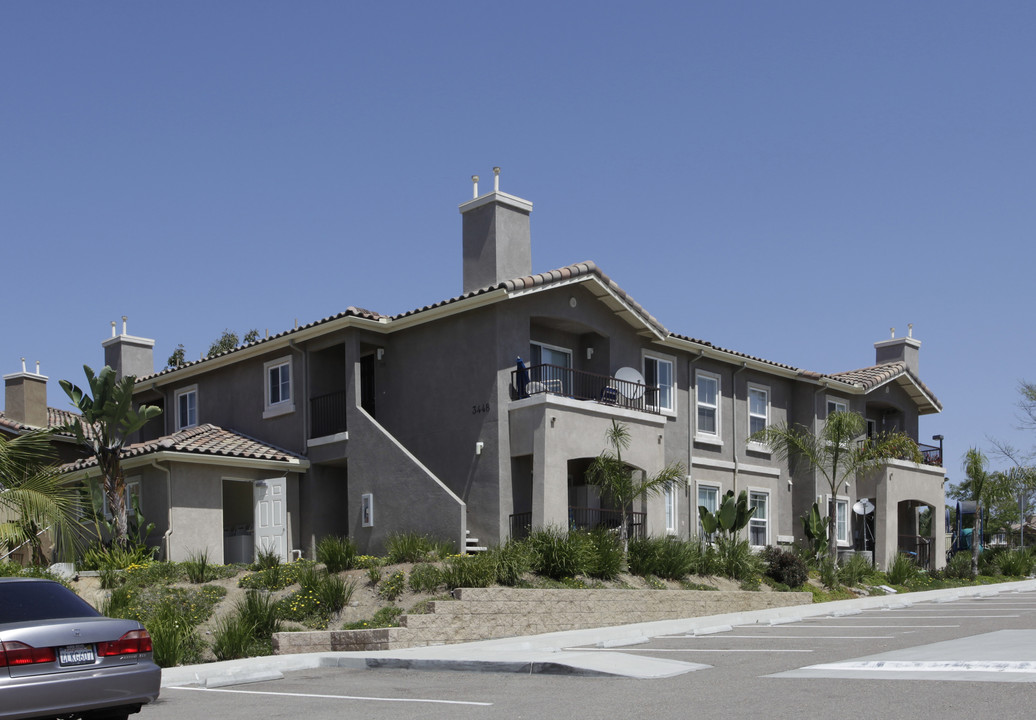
[746,443,770,456]
[263,403,296,420]
[694,435,723,447]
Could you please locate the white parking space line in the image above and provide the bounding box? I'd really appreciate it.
[825,614,1020,619]
[566,647,814,653]
[720,635,894,640]
[167,686,493,707]
[791,624,961,629]
[802,660,1036,674]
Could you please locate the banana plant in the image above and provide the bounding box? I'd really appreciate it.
[698,490,755,544]
[801,501,830,559]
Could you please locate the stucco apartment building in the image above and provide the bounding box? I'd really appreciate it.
[3,176,947,569]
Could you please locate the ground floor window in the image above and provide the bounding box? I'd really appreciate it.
[749,491,768,547]
[697,484,719,540]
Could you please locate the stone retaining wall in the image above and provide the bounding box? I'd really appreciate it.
[272,587,812,654]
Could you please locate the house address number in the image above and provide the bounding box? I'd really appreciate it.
[472,403,490,415]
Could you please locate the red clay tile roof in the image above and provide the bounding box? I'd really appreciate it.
[131,260,940,412]
[0,407,95,439]
[827,361,942,412]
[60,424,305,472]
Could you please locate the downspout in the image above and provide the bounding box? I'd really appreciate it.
[151,460,173,561]
[813,382,829,504]
[732,363,747,497]
[289,341,307,451]
[687,350,705,535]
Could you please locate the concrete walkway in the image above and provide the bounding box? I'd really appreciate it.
[160,578,1036,687]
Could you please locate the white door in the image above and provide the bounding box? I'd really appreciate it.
[254,477,288,563]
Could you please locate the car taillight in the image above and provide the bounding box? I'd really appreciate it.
[0,641,57,667]
[97,629,152,656]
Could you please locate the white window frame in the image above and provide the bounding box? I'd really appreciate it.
[827,397,847,417]
[664,483,678,534]
[695,370,721,444]
[696,481,721,541]
[530,341,573,394]
[174,385,198,430]
[747,383,770,452]
[263,356,295,419]
[642,351,676,415]
[833,496,850,547]
[748,489,769,548]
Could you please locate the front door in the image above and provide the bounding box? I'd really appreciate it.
[254,477,288,563]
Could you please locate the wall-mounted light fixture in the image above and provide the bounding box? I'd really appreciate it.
[475,441,484,456]
[376,348,385,361]
[586,347,594,360]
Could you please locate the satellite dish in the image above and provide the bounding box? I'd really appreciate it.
[614,366,646,400]
[853,499,875,516]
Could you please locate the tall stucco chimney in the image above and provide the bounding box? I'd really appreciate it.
[4,359,48,428]
[102,316,155,380]
[459,168,532,294]
[874,325,920,376]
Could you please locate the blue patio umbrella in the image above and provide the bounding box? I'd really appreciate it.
[516,356,530,398]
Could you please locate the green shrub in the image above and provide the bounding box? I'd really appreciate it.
[979,548,1004,576]
[440,553,498,590]
[996,548,1034,577]
[885,553,920,585]
[147,599,205,668]
[239,561,315,591]
[354,555,386,570]
[944,551,974,579]
[79,542,157,571]
[386,532,438,563]
[316,535,357,573]
[527,527,591,579]
[714,536,762,582]
[429,539,457,560]
[630,536,702,580]
[762,546,808,588]
[586,528,624,580]
[492,540,532,586]
[252,547,281,571]
[238,590,282,638]
[317,573,354,613]
[183,550,216,584]
[409,563,442,593]
[837,552,873,587]
[211,614,261,661]
[379,570,406,600]
[344,606,404,630]
[818,557,840,590]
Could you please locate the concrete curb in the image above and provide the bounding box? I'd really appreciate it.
[160,578,1036,687]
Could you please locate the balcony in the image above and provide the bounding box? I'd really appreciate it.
[509,508,648,541]
[510,363,661,415]
[310,390,347,439]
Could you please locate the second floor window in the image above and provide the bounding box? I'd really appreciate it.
[696,371,720,438]
[827,398,847,416]
[644,354,674,413]
[264,357,294,417]
[175,387,197,430]
[748,385,769,437]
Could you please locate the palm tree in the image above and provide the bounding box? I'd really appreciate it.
[587,420,685,558]
[60,365,161,546]
[750,411,898,563]
[0,430,82,564]
[961,448,993,578]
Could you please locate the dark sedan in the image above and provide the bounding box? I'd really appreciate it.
[0,576,161,720]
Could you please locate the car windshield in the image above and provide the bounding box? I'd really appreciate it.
[0,582,101,624]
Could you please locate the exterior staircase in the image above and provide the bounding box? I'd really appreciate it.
[465,530,487,554]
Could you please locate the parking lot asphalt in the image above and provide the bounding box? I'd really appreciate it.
[160,577,1036,688]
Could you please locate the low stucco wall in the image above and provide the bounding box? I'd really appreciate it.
[272,587,812,654]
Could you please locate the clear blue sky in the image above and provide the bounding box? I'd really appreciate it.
[3,2,1034,478]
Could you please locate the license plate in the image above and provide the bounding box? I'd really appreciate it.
[59,644,96,666]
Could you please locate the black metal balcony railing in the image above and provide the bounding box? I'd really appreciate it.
[917,443,941,466]
[509,508,647,541]
[898,534,932,570]
[510,363,661,415]
[310,390,347,438]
